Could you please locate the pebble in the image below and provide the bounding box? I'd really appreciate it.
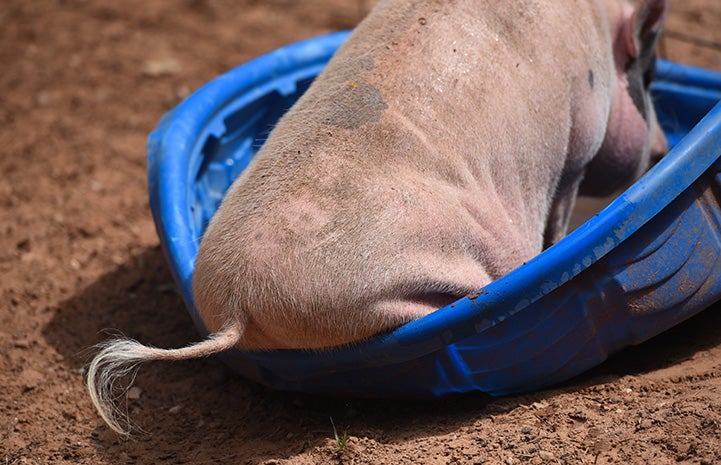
[35,91,52,106]
[538,451,555,461]
[141,58,181,77]
[126,386,142,400]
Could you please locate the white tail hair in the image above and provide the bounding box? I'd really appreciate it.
[86,323,243,436]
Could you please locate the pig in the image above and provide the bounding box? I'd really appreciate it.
[87,0,668,435]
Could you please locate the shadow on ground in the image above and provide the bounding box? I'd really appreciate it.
[42,245,721,463]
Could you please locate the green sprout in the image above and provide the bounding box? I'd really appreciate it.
[329,416,349,452]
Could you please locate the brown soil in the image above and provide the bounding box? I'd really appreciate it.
[2,1,721,464]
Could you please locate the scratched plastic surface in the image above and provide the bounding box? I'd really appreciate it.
[147,31,721,397]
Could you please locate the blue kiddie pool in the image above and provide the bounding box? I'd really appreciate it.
[148,31,721,397]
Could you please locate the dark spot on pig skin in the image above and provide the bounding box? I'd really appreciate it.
[324,81,388,130]
[588,69,594,90]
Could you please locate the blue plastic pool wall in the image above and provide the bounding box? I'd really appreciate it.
[148,31,721,397]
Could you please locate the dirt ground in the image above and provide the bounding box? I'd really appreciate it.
[3,1,721,464]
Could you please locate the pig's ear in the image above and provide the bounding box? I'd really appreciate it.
[626,0,668,59]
